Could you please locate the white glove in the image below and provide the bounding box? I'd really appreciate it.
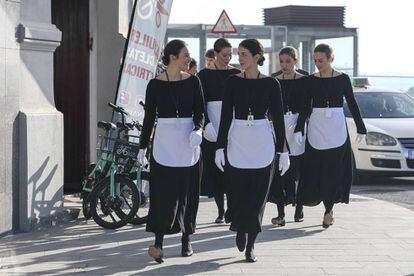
[138,149,148,166]
[278,152,290,176]
[355,133,366,144]
[189,129,203,148]
[215,149,225,172]
[294,132,303,145]
[203,122,218,142]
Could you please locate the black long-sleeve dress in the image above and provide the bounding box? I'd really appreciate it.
[296,73,366,206]
[216,75,285,233]
[197,68,240,198]
[140,75,205,234]
[268,75,308,206]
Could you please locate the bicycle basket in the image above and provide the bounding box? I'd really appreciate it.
[97,136,139,164]
[113,139,140,160]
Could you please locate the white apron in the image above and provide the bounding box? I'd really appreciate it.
[307,107,347,150]
[153,117,200,167]
[227,118,275,169]
[284,113,306,156]
[205,101,222,142]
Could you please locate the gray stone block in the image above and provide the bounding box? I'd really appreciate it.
[19,112,64,232]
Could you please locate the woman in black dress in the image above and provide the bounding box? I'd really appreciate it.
[268,46,307,226]
[296,43,366,228]
[138,40,205,263]
[215,39,290,262]
[198,38,240,224]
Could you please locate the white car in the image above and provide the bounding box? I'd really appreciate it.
[344,85,414,181]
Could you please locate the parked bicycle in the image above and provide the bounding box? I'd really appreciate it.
[80,102,150,229]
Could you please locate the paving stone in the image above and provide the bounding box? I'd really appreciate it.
[1,195,414,274]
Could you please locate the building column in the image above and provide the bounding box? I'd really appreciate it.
[309,39,316,74]
[89,0,125,162]
[353,33,359,76]
[301,40,311,73]
[16,0,64,232]
[0,0,20,235]
[270,26,285,74]
[199,25,207,69]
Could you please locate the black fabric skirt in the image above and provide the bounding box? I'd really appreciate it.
[200,138,228,197]
[268,154,303,206]
[228,162,274,233]
[146,155,201,235]
[296,136,353,207]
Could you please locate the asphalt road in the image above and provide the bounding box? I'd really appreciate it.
[351,177,414,211]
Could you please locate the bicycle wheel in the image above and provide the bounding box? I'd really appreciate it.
[82,191,92,219]
[129,189,149,225]
[128,170,149,225]
[80,164,98,219]
[90,175,139,229]
[82,179,100,220]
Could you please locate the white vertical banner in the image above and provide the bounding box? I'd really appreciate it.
[114,0,174,122]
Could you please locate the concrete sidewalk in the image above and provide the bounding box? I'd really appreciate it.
[1,194,414,275]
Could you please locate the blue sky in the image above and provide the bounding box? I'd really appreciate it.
[169,0,414,76]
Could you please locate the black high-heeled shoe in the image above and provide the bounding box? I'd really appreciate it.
[181,236,194,257]
[236,232,247,252]
[214,216,224,224]
[322,211,334,228]
[294,212,304,222]
[294,206,304,222]
[148,246,164,263]
[271,216,286,226]
[294,216,304,222]
[245,248,258,263]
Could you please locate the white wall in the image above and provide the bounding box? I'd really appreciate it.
[0,0,64,235]
[0,0,21,235]
[18,0,64,232]
[89,0,125,162]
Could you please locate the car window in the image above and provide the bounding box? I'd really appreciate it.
[344,92,414,118]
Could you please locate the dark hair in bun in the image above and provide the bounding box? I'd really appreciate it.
[162,39,186,65]
[205,48,215,58]
[279,46,298,60]
[239,39,265,66]
[257,55,265,66]
[189,58,197,69]
[314,43,334,59]
[214,38,232,53]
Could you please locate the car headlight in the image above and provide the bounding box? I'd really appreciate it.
[365,132,397,146]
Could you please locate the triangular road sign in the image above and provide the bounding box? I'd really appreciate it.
[211,10,237,34]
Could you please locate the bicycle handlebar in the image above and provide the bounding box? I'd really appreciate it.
[108,102,117,109]
[108,102,144,132]
[108,102,129,116]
